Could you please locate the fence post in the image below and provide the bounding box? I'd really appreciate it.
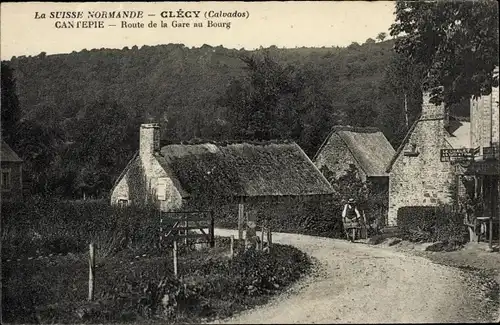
[230,235,234,258]
[238,203,244,240]
[88,242,95,301]
[173,240,178,277]
[184,220,188,246]
[267,226,272,253]
[260,223,265,251]
[210,213,215,248]
[159,213,163,248]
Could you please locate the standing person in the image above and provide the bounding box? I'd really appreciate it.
[342,198,361,242]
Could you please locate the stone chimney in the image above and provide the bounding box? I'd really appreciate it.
[421,90,448,123]
[140,123,160,159]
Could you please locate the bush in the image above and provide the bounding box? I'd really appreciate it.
[211,197,345,239]
[2,240,311,324]
[396,206,468,244]
[1,197,160,259]
[2,197,313,323]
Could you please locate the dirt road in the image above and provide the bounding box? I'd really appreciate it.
[211,229,498,324]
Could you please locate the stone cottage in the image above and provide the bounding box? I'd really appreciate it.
[0,139,23,202]
[313,126,396,183]
[313,126,395,225]
[313,125,395,188]
[110,123,334,211]
[386,92,471,226]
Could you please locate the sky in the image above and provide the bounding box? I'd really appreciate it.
[1,1,396,60]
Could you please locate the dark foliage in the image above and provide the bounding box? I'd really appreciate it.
[1,198,312,323]
[2,238,311,323]
[321,164,388,231]
[390,0,499,105]
[396,206,469,245]
[212,197,345,239]
[1,198,160,259]
[1,62,21,140]
[2,40,439,199]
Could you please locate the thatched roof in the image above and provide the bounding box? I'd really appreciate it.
[314,126,395,177]
[0,140,22,163]
[156,141,334,198]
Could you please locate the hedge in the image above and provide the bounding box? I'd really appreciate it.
[1,197,160,259]
[205,196,345,239]
[396,206,468,244]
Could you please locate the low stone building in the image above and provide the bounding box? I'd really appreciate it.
[110,123,334,211]
[313,125,395,188]
[0,140,23,202]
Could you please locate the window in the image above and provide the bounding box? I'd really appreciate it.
[118,199,129,207]
[157,178,168,201]
[1,169,11,191]
[403,143,420,157]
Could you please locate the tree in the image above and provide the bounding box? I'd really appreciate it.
[221,51,302,141]
[390,0,499,105]
[13,120,65,194]
[365,38,376,44]
[376,53,425,147]
[63,99,140,198]
[376,32,387,42]
[1,62,21,141]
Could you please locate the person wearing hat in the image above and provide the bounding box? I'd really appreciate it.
[342,198,361,242]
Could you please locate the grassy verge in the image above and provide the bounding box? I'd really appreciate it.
[2,236,312,324]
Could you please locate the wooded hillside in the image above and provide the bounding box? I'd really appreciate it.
[1,40,467,198]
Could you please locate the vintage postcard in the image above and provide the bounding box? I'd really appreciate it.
[1,1,499,324]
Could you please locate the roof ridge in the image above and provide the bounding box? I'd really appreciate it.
[331,125,382,133]
[161,139,295,147]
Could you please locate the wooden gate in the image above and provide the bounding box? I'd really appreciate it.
[159,210,215,247]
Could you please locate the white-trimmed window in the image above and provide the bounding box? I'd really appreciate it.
[1,168,11,191]
[157,178,168,201]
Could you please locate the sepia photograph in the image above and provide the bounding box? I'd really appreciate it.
[1,1,499,323]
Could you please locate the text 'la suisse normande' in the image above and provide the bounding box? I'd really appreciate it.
[34,10,249,29]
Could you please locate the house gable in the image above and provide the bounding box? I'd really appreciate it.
[314,126,395,182]
[387,117,457,225]
[110,152,184,211]
[0,140,23,201]
[0,140,23,163]
[314,132,365,181]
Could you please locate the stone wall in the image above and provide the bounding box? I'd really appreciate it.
[387,93,456,226]
[110,171,130,203]
[314,132,367,182]
[470,83,500,149]
[492,83,499,145]
[387,119,457,225]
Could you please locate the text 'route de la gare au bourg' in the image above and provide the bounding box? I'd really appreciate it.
[34,10,248,29]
